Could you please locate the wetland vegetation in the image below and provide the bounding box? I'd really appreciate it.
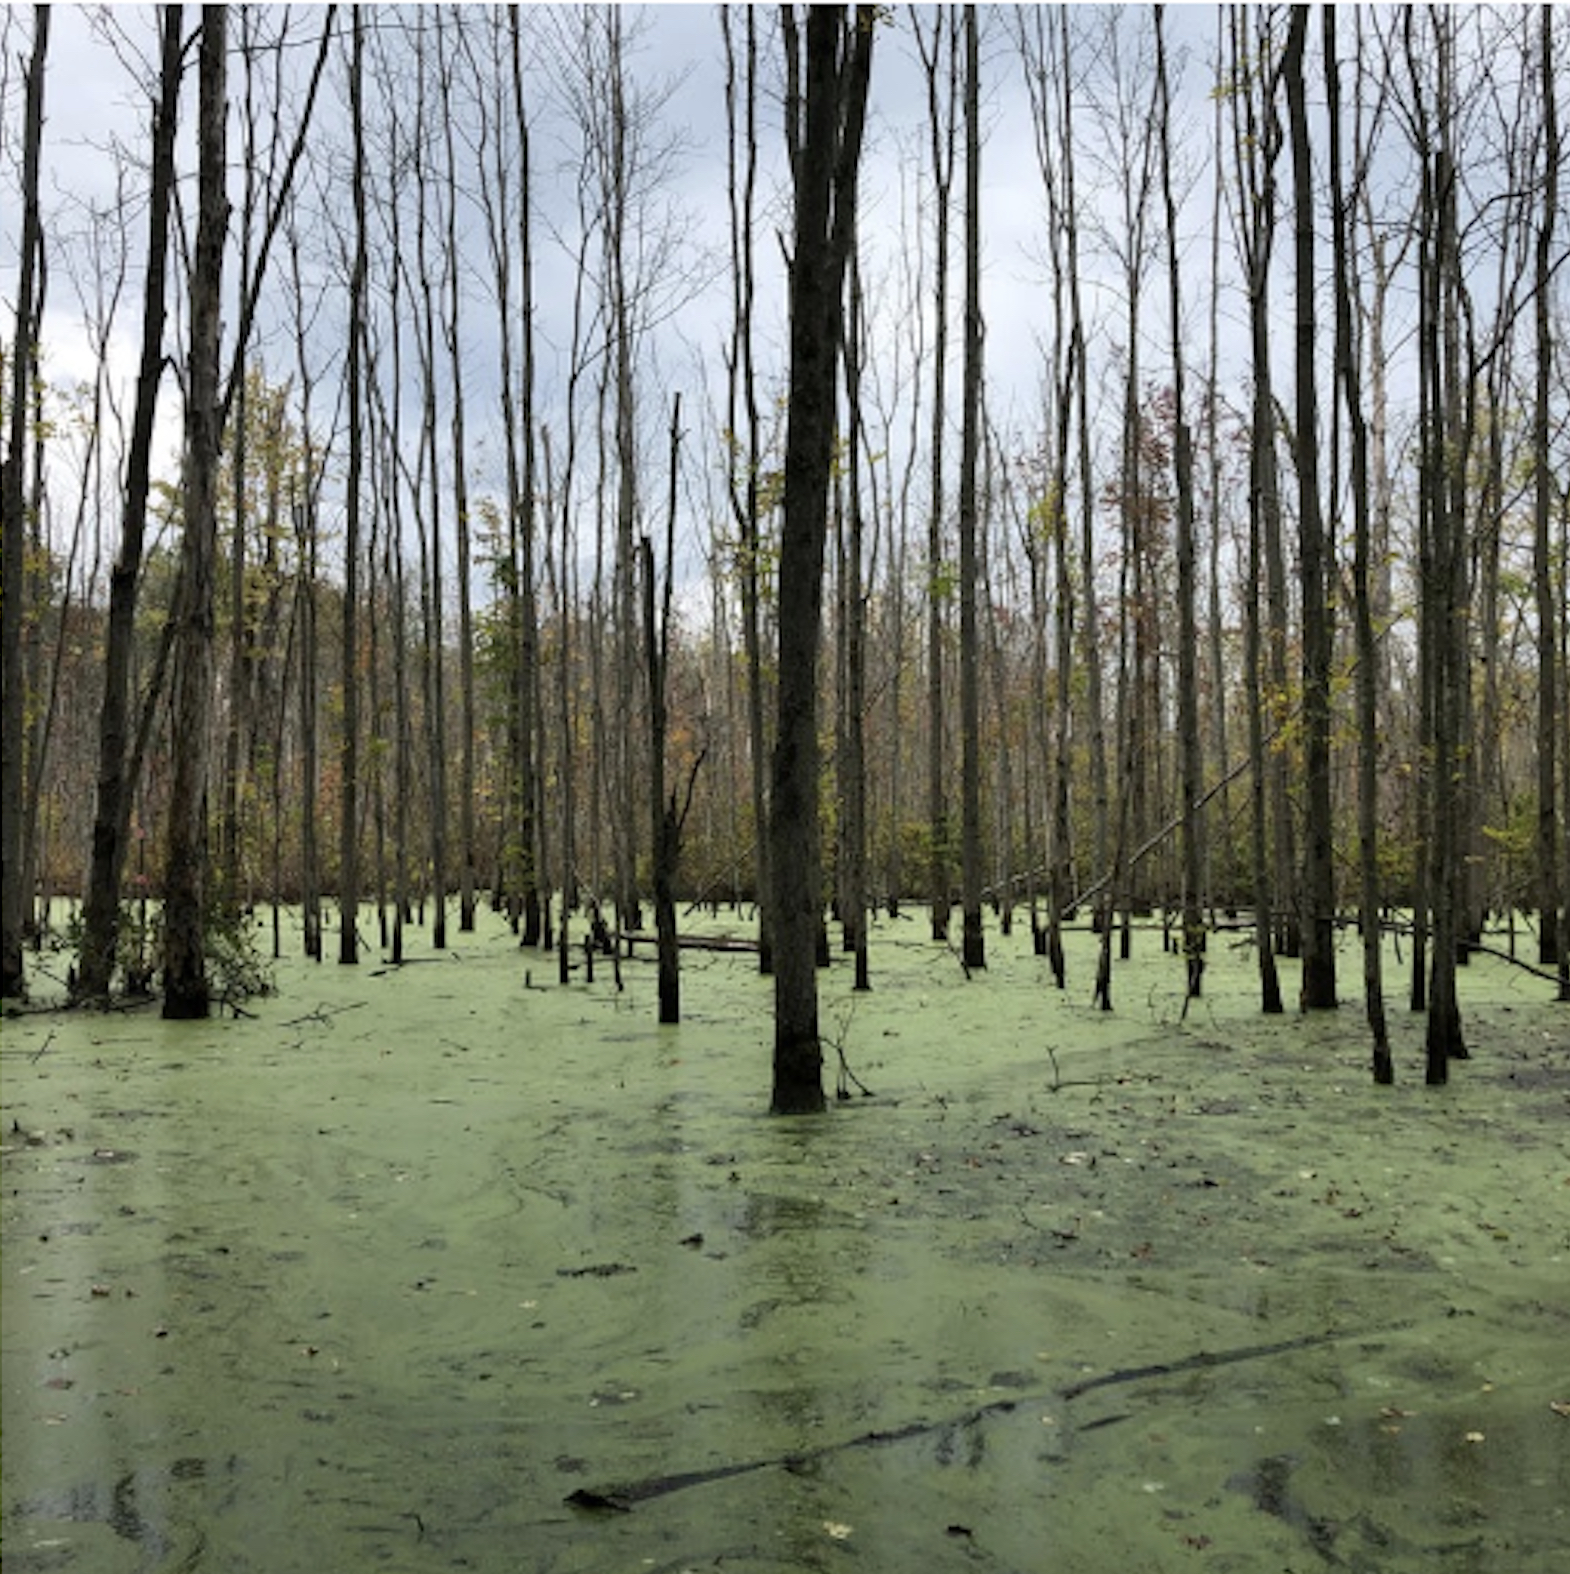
[5,910,1568,1573]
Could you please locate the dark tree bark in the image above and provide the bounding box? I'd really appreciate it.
[771,4,873,1115]
[1155,7,1204,1000]
[340,8,366,965]
[644,396,684,1024]
[1326,8,1392,1083]
[605,10,643,943]
[411,37,449,950]
[285,218,325,963]
[958,5,986,974]
[508,7,543,951]
[839,250,871,992]
[434,11,477,936]
[1,6,47,998]
[1536,7,1562,976]
[1230,4,1284,1014]
[723,7,773,971]
[1285,7,1338,1011]
[1404,9,1467,1079]
[162,6,228,1019]
[913,6,956,944]
[1059,11,1109,959]
[77,6,176,1000]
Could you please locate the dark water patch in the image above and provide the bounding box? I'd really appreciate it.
[1225,1453,1343,1563]
[734,1192,832,1238]
[9,1457,234,1568]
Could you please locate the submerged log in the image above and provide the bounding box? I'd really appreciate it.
[567,1320,1414,1512]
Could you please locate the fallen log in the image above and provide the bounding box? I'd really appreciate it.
[614,930,760,955]
[566,1320,1414,1512]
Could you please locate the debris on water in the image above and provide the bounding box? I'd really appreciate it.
[565,1487,631,1513]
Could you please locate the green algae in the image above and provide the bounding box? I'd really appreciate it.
[3,911,1567,1572]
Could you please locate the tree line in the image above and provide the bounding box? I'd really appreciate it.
[2,5,1566,1106]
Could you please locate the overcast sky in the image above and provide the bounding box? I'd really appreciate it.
[10,6,1230,473]
[13,3,1540,609]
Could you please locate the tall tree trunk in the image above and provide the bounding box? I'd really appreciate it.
[645,397,684,1024]
[162,6,228,1019]
[1059,11,1108,951]
[413,47,449,950]
[723,7,773,971]
[2,7,47,998]
[76,5,175,1001]
[1231,4,1284,1013]
[1326,8,1392,1082]
[436,12,477,935]
[914,7,956,943]
[958,5,986,973]
[771,4,873,1114]
[1408,9,1467,1079]
[339,9,366,965]
[604,11,642,942]
[842,252,870,991]
[1536,6,1561,974]
[1204,10,1231,919]
[1155,7,1204,1000]
[506,10,542,949]
[1286,7,1338,1010]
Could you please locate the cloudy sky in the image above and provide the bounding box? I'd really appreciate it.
[12,2,1506,609]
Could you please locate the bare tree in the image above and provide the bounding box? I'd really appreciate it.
[1535,8,1562,975]
[76,7,177,1000]
[1,5,47,997]
[644,395,692,1023]
[771,4,873,1114]
[1285,6,1338,1011]
[723,5,773,971]
[162,5,228,1018]
[912,5,957,944]
[1326,6,1392,1082]
[433,10,479,935]
[1228,3,1285,1013]
[1400,7,1469,1078]
[1155,7,1204,999]
[339,7,365,964]
[957,4,985,973]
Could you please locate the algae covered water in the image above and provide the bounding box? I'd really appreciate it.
[3,909,1567,1572]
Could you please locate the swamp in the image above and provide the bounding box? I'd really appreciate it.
[3,911,1567,1574]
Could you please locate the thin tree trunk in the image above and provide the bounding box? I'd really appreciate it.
[1536,6,1561,974]
[1155,8,1204,1001]
[914,6,956,944]
[1326,7,1392,1082]
[339,9,366,965]
[508,9,543,949]
[724,7,773,970]
[413,46,448,950]
[645,396,683,1024]
[843,251,870,991]
[162,7,228,1019]
[436,12,477,935]
[958,5,986,973]
[76,5,175,1000]
[1231,4,1284,1013]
